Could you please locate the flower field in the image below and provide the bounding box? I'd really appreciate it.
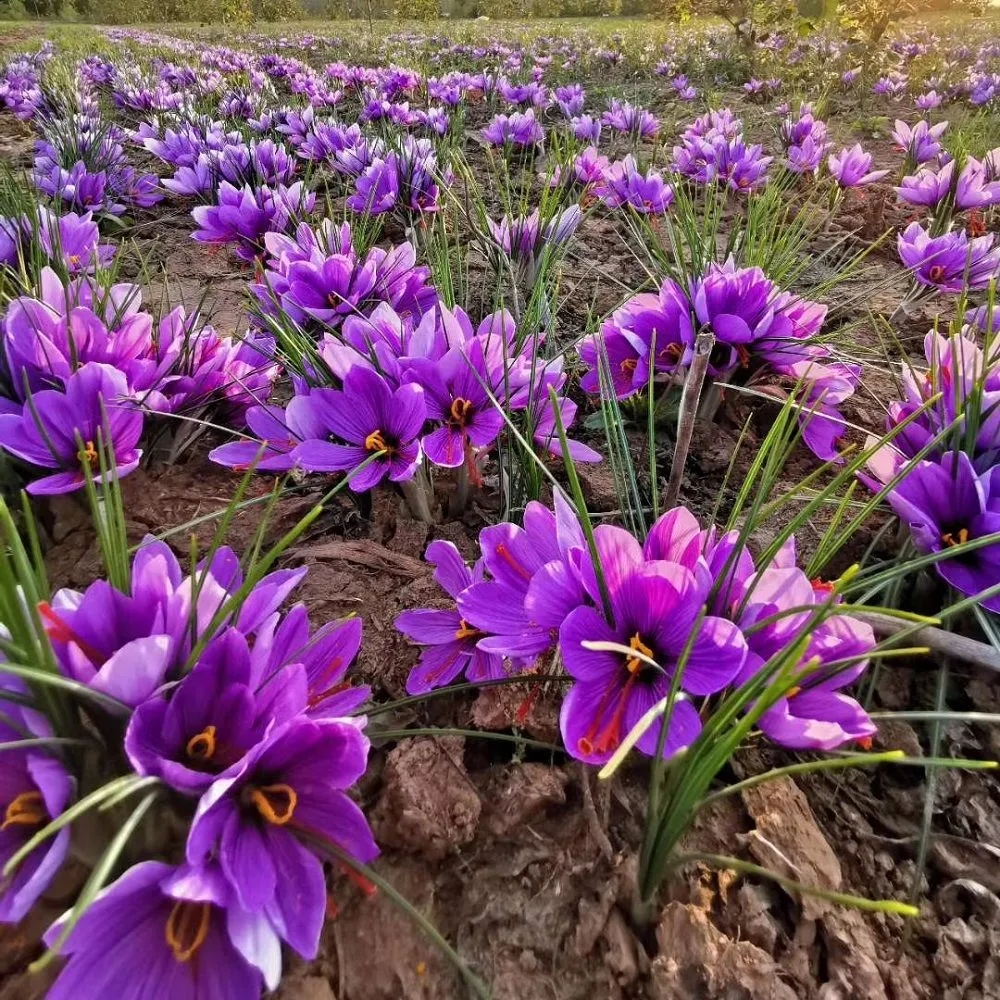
[1,12,1000,999]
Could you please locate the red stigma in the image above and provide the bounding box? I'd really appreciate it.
[37,602,105,664]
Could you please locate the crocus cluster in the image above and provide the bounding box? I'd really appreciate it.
[866,329,1000,611]
[780,103,830,176]
[897,222,1000,293]
[33,114,161,218]
[578,259,853,460]
[0,267,277,493]
[0,538,376,1000]
[486,205,582,285]
[251,219,438,335]
[212,291,598,487]
[672,109,772,192]
[397,495,876,760]
[0,208,115,277]
[192,180,316,263]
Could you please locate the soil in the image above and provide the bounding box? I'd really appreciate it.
[2,29,1000,1000]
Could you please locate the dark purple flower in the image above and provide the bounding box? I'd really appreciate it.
[406,340,503,468]
[558,526,746,764]
[482,110,544,148]
[186,717,378,956]
[124,626,307,796]
[192,182,314,263]
[597,156,673,214]
[0,362,142,495]
[44,861,273,1000]
[897,222,1000,292]
[39,537,306,708]
[0,679,72,923]
[579,278,694,399]
[291,367,425,491]
[886,452,1000,611]
[397,540,503,692]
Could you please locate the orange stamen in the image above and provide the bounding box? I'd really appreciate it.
[247,783,297,825]
[164,901,211,962]
[185,726,217,762]
[364,430,388,453]
[942,528,970,547]
[1,791,46,831]
[454,620,481,641]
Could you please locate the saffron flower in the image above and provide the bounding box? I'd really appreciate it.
[291,367,426,491]
[0,362,142,495]
[405,340,504,468]
[40,537,306,708]
[481,110,544,149]
[885,451,1000,611]
[579,278,694,398]
[897,222,1000,292]
[186,717,378,956]
[828,145,889,188]
[597,156,673,214]
[192,182,314,263]
[486,205,581,284]
[0,679,72,924]
[396,541,503,693]
[558,527,747,764]
[892,119,947,167]
[601,99,659,140]
[44,862,273,1000]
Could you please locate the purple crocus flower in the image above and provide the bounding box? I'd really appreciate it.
[579,278,694,399]
[886,452,1000,611]
[558,527,747,764]
[44,861,274,1000]
[208,399,325,472]
[0,362,142,495]
[732,569,876,749]
[601,99,659,140]
[457,493,587,667]
[192,182,313,263]
[892,119,947,167]
[554,83,585,117]
[291,367,425,491]
[689,261,780,375]
[186,717,378,956]
[405,340,503,468]
[0,679,72,924]
[39,537,306,709]
[897,222,1000,292]
[397,540,503,692]
[346,156,399,215]
[570,114,602,142]
[486,205,581,284]
[481,110,544,149]
[36,209,115,273]
[124,626,307,796]
[597,156,673,214]
[896,161,954,208]
[954,157,1000,210]
[828,145,889,187]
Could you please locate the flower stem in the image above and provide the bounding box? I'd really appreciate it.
[664,330,714,509]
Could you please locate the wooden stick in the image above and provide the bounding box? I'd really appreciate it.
[663,331,714,510]
[853,610,1000,673]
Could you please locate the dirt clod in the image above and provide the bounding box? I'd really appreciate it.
[372,737,481,860]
